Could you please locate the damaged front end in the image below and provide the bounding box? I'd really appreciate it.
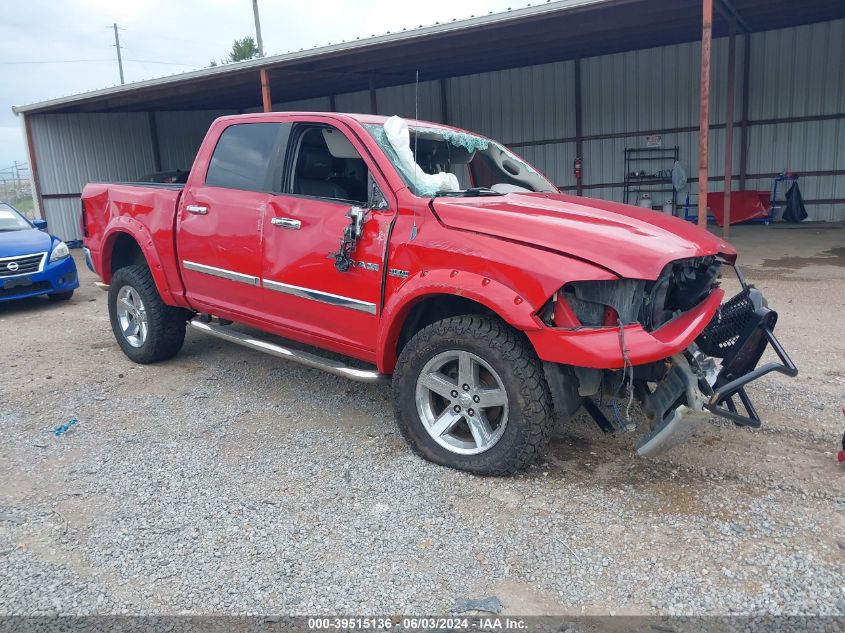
[638,265,798,455]
[542,259,798,457]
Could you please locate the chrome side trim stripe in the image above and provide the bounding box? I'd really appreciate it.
[182,260,259,286]
[262,279,377,315]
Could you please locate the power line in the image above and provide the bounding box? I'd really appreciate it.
[0,59,112,65]
[0,58,203,67]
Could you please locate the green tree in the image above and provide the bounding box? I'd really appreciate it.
[208,36,260,67]
[227,36,259,62]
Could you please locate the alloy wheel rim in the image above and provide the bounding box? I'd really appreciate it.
[415,350,509,455]
[116,285,148,348]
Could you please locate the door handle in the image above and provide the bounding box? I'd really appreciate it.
[271,217,301,230]
[186,205,208,215]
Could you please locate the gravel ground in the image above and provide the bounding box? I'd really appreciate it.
[1,224,843,617]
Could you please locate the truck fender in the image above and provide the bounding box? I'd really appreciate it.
[376,269,543,374]
[101,219,176,304]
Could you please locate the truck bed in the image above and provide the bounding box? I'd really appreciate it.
[82,181,186,302]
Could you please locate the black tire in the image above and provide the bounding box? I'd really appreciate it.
[48,290,74,301]
[108,264,187,364]
[392,315,553,475]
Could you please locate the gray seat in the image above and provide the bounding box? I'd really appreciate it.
[294,146,348,200]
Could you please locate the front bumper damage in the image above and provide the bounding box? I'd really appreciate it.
[636,268,797,456]
[538,264,799,457]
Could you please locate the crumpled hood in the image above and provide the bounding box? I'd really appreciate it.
[0,228,53,258]
[431,192,736,279]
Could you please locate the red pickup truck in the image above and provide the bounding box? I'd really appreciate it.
[81,112,796,474]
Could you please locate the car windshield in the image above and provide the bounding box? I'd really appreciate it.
[365,118,556,198]
[0,204,32,232]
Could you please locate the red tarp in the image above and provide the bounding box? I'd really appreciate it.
[707,191,771,226]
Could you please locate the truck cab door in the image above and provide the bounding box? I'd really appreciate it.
[260,121,394,353]
[177,121,290,320]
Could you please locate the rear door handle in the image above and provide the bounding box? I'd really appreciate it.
[186,205,208,215]
[271,217,301,230]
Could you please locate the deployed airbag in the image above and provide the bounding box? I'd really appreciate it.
[383,116,459,196]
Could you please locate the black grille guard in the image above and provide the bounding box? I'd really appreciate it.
[696,266,798,428]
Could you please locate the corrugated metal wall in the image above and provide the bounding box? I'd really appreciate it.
[29,19,845,242]
[155,109,237,171]
[579,35,743,206]
[31,112,156,196]
[743,19,845,222]
[30,110,235,241]
[30,112,156,241]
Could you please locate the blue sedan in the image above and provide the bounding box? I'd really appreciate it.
[0,202,79,302]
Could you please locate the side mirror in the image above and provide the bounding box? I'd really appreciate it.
[33,219,48,231]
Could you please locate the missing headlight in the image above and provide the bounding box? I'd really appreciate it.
[563,279,648,327]
[642,257,722,330]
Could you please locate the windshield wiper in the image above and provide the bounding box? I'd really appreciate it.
[434,187,503,198]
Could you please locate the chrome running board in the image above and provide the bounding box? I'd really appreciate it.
[188,319,389,384]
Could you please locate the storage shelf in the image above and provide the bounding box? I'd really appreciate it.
[624,146,679,210]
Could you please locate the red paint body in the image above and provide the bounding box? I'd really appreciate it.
[82,113,738,373]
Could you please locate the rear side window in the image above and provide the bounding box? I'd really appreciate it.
[205,123,287,192]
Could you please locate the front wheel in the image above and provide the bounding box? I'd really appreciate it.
[108,264,187,364]
[392,315,553,475]
[48,290,74,301]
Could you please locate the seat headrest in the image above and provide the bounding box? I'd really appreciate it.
[298,146,333,180]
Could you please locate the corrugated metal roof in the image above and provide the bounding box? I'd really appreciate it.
[13,0,843,116]
[11,0,611,115]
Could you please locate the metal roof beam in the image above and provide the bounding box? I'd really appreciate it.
[716,0,752,32]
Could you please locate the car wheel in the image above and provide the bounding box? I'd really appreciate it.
[392,315,553,475]
[108,264,188,364]
[48,290,74,301]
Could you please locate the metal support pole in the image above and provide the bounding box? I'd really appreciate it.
[739,32,751,190]
[148,112,162,171]
[369,77,378,115]
[22,114,44,220]
[260,68,272,112]
[574,58,584,196]
[722,17,737,237]
[440,78,449,124]
[697,0,713,227]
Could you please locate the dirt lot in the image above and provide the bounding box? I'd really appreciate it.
[1,223,843,616]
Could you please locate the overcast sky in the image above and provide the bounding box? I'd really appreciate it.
[0,0,519,171]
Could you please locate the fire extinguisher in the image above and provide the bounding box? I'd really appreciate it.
[573,157,582,181]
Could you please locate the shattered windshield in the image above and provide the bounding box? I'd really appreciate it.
[365,117,556,198]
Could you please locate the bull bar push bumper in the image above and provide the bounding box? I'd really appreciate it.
[696,268,797,428]
[636,267,797,457]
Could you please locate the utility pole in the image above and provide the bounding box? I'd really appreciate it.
[112,23,125,85]
[252,0,265,57]
[13,161,21,199]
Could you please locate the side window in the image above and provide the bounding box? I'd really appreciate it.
[289,125,368,204]
[205,123,288,192]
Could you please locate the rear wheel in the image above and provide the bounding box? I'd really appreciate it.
[108,264,187,364]
[393,315,553,475]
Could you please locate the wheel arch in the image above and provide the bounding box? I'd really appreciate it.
[101,223,172,303]
[377,270,543,374]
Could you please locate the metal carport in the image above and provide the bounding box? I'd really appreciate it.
[12,0,845,242]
